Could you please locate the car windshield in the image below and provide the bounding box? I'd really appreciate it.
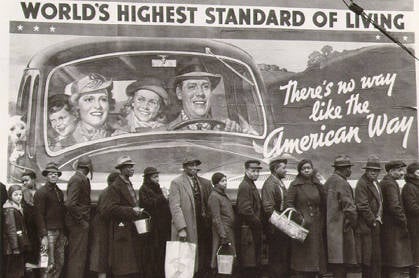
[44,51,266,154]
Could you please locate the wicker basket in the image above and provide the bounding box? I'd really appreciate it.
[269,208,309,242]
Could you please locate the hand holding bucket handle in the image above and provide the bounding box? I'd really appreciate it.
[281,207,305,227]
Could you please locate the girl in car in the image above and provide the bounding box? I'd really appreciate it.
[122,77,169,132]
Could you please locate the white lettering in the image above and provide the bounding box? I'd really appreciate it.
[367,113,413,148]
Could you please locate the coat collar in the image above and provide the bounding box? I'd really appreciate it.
[213,186,228,198]
[361,173,381,202]
[3,199,23,214]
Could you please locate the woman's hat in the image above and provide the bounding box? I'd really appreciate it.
[211,172,226,185]
[126,77,169,106]
[143,167,160,176]
[115,155,136,169]
[70,73,112,105]
[42,162,62,177]
[362,155,382,170]
[174,63,221,89]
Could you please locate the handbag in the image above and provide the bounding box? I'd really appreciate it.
[269,208,309,242]
[165,241,196,278]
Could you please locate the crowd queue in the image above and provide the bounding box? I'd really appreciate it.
[1,154,419,278]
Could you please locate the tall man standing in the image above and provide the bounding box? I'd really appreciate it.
[325,155,358,278]
[380,160,412,278]
[355,155,383,278]
[65,155,93,278]
[237,160,264,278]
[261,158,290,278]
[34,162,66,278]
[169,157,212,277]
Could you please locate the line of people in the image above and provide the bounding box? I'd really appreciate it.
[1,154,419,278]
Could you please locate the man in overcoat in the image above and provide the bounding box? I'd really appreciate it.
[65,155,93,278]
[325,155,358,278]
[102,155,145,278]
[237,159,264,278]
[168,157,212,277]
[261,158,290,278]
[355,155,383,278]
[380,160,412,278]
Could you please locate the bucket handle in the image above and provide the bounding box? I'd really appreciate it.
[217,243,235,256]
[138,209,151,220]
[279,207,304,226]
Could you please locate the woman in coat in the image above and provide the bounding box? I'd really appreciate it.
[286,159,327,277]
[402,162,419,278]
[208,172,236,275]
[138,167,171,278]
[89,171,120,278]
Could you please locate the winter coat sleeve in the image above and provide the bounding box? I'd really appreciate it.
[33,190,47,237]
[355,180,376,227]
[65,175,83,223]
[169,180,187,232]
[208,194,227,239]
[237,182,260,226]
[285,183,297,209]
[382,182,406,226]
[138,187,167,212]
[402,184,419,216]
[261,181,277,218]
[103,185,138,222]
[4,208,19,251]
[337,182,357,228]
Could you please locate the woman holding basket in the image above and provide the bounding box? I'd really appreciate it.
[285,159,327,278]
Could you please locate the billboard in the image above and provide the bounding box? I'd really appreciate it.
[4,0,418,195]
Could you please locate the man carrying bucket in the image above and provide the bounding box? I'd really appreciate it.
[102,155,146,278]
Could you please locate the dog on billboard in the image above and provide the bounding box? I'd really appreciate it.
[8,115,27,164]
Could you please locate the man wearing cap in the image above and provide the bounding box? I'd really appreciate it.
[237,160,264,277]
[102,155,146,278]
[167,63,256,134]
[168,157,212,277]
[64,155,93,278]
[261,158,290,278]
[355,155,383,278]
[33,162,66,278]
[380,160,412,277]
[325,155,358,278]
[122,77,169,132]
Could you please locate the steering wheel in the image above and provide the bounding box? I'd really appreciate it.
[168,119,226,131]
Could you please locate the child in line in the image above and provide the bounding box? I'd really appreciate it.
[2,184,30,278]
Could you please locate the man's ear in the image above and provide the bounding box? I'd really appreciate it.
[175,86,182,100]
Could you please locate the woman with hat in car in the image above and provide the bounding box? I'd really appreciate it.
[285,159,327,278]
[101,155,147,278]
[69,73,117,143]
[402,162,419,278]
[122,77,169,132]
[138,167,171,278]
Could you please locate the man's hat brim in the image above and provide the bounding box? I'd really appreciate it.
[175,72,221,89]
[42,169,62,177]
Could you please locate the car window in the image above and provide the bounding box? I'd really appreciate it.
[45,52,266,154]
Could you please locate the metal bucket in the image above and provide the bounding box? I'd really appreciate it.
[134,211,151,234]
[217,244,235,275]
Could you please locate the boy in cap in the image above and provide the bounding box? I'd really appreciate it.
[168,157,212,277]
[325,155,358,278]
[355,155,383,278]
[380,160,412,277]
[261,158,290,278]
[33,162,66,278]
[65,155,93,278]
[237,160,264,277]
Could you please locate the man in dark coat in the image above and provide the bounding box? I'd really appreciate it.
[380,160,412,277]
[102,155,146,278]
[261,158,290,278]
[325,155,358,278]
[169,157,212,278]
[65,155,93,278]
[237,159,264,278]
[355,155,383,278]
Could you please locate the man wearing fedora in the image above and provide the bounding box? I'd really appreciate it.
[261,158,290,278]
[102,155,145,278]
[168,157,212,277]
[167,62,256,134]
[325,155,358,278]
[355,155,383,278]
[380,160,412,278]
[237,160,264,278]
[33,162,66,278]
[65,155,93,278]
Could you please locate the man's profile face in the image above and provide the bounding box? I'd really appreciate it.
[21,175,35,189]
[274,163,287,179]
[245,164,260,181]
[121,164,135,177]
[184,163,200,176]
[176,78,211,119]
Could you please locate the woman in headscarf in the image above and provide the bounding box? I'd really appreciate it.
[138,167,171,278]
[285,159,327,278]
